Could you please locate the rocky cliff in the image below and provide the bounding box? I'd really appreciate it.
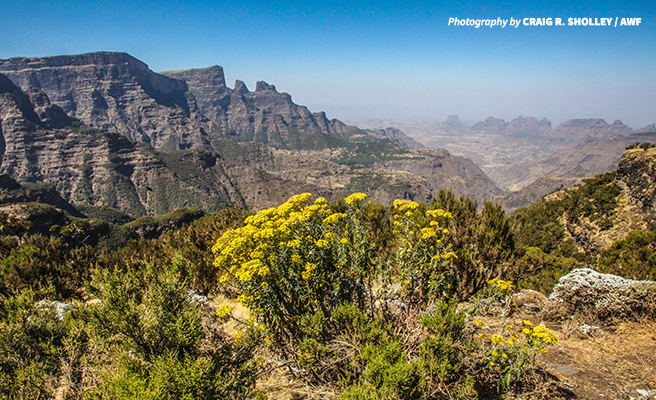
[0,52,504,215]
[0,52,210,150]
[162,66,360,149]
[0,56,499,218]
[615,147,656,217]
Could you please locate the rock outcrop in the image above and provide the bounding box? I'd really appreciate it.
[162,66,360,149]
[504,115,552,136]
[0,52,210,150]
[550,119,634,142]
[543,268,656,321]
[471,116,508,133]
[615,147,656,216]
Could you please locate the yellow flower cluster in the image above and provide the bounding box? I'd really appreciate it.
[323,213,347,224]
[425,209,452,219]
[393,199,420,213]
[302,262,318,280]
[525,324,559,345]
[344,192,368,205]
[488,278,514,296]
[216,304,233,318]
[213,192,375,333]
[474,320,559,374]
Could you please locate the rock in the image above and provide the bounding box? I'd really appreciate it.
[548,364,579,377]
[443,115,465,129]
[635,124,656,134]
[0,52,210,150]
[615,147,656,216]
[550,119,634,142]
[471,116,508,134]
[36,300,73,320]
[162,66,360,148]
[542,268,656,321]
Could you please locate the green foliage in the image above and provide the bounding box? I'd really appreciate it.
[0,234,94,299]
[85,256,261,399]
[471,320,559,393]
[332,141,410,166]
[509,247,584,294]
[431,190,515,299]
[298,301,472,400]
[0,288,70,399]
[98,207,249,294]
[625,142,656,150]
[598,230,656,280]
[512,172,619,259]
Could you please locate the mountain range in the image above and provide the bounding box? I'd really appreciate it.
[0,52,500,219]
[356,116,656,200]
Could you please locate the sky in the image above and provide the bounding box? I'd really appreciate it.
[1,0,655,128]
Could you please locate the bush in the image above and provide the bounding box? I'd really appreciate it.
[0,288,71,399]
[84,255,262,399]
[0,234,94,299]
[390,199,457,302]
[598,230,656,280]
[213,193,375,346]
[430,190,515,299]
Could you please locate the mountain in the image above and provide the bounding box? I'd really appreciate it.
[355,116,655,198]
[491,137,643,192]
[162,66,359,149]
[361,127,425,149]
[513,147,656,258]
[549,119,634,142]
[0,53,503,217]
[0,52,210,151]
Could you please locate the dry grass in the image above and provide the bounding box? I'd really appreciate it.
[210,294,250,336]
[540,320,656,399]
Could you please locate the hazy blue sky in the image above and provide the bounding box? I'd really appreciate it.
[2,0,654,128]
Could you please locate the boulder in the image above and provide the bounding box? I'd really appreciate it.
[542,268,656,321]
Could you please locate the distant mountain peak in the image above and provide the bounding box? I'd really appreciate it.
[255,81,277,92]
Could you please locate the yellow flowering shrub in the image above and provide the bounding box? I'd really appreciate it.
[392,201,457,302]
[212,193,374,341]
[472,320,559,390]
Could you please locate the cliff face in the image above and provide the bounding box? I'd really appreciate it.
[162,67,360,149]
[615,147,656,216]
[0,73,245,216]
[0,52,210,150]
[0,52,505,215]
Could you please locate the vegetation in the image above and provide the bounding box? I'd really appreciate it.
[0,176,654,398]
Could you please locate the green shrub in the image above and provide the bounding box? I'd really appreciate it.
[0,288,70,399]
[213,193,374,345]
[598,230,656,280]
[85,255,261,399]
[509,247,584,294]
[430,190,515,299]
[0,234,94,299]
